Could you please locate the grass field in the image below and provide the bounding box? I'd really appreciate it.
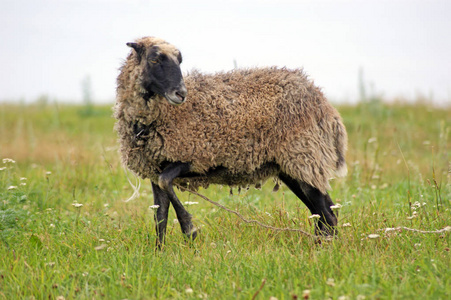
[0,100,449,299]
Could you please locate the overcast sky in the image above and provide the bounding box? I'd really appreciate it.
[1,0,450,104]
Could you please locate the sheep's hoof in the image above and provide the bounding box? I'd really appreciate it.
[184,226,198,241]
[313,227,337,245]
[155,240,164,251]
[315,223,338,237]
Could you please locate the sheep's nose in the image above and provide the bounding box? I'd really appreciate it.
[165,82,187,105]
[176,83,187,101]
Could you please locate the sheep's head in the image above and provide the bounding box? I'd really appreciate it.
[127,37,187,105]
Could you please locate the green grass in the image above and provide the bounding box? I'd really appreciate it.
[0,101,449,299]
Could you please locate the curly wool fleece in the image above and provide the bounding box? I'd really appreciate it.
[114,37,347,193]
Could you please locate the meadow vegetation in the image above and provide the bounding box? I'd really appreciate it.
[0,100,449,299]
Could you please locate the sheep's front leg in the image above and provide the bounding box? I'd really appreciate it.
[158,162,198,240]
[279,173,337,236]
[151,182,171,248]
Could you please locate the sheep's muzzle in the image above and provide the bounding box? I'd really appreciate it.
[164,83,187,105]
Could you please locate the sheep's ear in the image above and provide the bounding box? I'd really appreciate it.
[126,42,144,61]
[177,52,183,64]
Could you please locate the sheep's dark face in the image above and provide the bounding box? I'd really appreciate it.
[127,42,187,105]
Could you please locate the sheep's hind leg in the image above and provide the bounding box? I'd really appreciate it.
[151,182,171,248]
[279,173,337,236]
[158,162,198,241]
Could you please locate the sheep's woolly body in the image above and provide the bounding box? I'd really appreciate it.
[114,37,347,194]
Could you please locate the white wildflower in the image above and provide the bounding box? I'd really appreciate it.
[338,296,349,300]
[269,297,278,300]
[49,223,55,228]
[406,215,416,220]
[356,296,366,300]
[72,203,83,208]
[149,204,160,210]
[342,223,352,227]
[20,182,26,186]
[20,177,27,181]
[326,278,335,286]
[0,167,6,171]
[2,158,16,164]
[411,201,425,209]
[185,288,193,294]
[7,186,18,190]
[368,234,380,239]
[184,201,199,205]
[330,203,342,210]
[368,137,377,143]
[95,244,107,251]
[380,183,389,189]
[308,214,321,219]
[46,171,52,175]
[265,212,272,217]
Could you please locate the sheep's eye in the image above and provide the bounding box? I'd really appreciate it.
[149,58,159,64]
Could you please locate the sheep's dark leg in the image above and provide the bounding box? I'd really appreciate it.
[151,182,171,248]
[279,173,337,236]
[158,162,197,240]
[278,173,316,212]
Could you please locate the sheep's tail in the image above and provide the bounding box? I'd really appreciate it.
[122,165,141,202]
[333,116,348,178]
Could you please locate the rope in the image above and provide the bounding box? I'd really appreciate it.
[177,184,319,239]
[379,226,451,234]
[176,184,450,238]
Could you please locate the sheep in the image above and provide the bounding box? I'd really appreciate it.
[114,36,348,246]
